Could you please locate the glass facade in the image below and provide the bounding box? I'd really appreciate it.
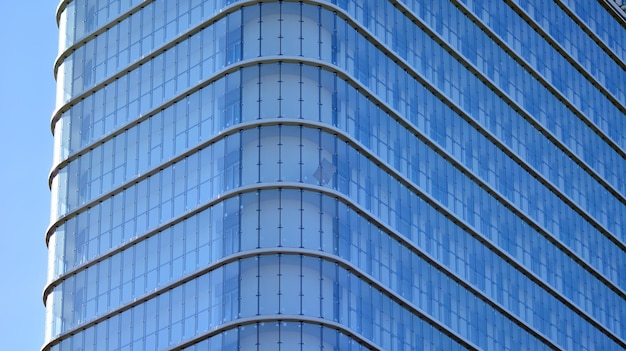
[45,0,625,350]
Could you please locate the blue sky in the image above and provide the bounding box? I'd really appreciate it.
[0,2,58,350]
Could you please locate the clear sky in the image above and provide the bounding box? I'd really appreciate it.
[0,2,59,350]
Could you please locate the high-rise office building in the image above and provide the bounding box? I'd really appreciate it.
[44,0,625,350]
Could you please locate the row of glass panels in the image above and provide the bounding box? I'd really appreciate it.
[55,0,626,167]
[404,0,626,173]
[47,186,622,350]
[510,0,626,72]
[58,0,626,113]
[48,123,625,349]
[179,321,377,351]
[50,9,626,304]
[48,1,624,350]
[53,321,378,351]
[52,1,626,238]
[456,0,625,109]
[47,254,472,351]
[51,59,626,301]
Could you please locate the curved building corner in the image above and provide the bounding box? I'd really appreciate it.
[45,0,626,350]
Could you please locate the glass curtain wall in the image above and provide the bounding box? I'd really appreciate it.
[45,1,626,350]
